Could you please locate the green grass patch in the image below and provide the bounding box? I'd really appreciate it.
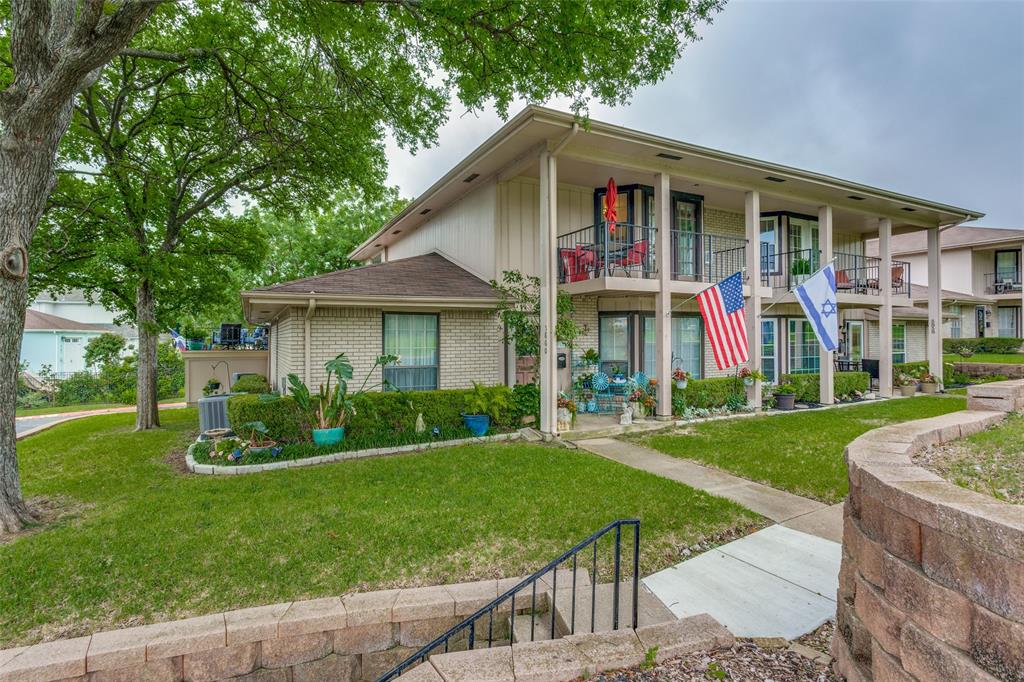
[944,353,1024,364]
[16,400,180,418]
[634,396,967,504]
[918,413,1024,504]
[1,409,759,646]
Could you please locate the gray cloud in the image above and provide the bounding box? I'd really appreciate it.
[385,0,1024,226]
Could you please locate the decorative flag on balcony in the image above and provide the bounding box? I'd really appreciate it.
[697,271,748,370]
[794,263,839,352]
[603,177,617,235]
[169,328,187,352]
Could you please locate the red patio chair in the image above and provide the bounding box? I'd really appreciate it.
[573,245,596,281]
[835,269,853,290]
[615,239,650,276]
[558,248,578,284]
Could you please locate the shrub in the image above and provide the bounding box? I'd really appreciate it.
[777,371,870,403]
[672,377,743,411]
[231,374,271,393]
[893,361,958,385]
[511,383,540,425]
[348,385,515,436]
[227,394,307,442]
[942,337,1023,354]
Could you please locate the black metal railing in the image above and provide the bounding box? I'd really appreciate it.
[181,325,268,351]
[984,271,1022,295]
[671,232,747,283]
[760,248,820,290]
[377,519,641,682]
[833,252,911,298]
[557,223,656,282]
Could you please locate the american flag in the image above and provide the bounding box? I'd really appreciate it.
[697,272,749,370]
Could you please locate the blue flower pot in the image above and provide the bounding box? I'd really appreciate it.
[312,427,345,447]
[462,413,491,437]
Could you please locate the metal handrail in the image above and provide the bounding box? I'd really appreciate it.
[984,271,1022,294]
[671,231,747,283]
[376,519,641,682]
[556,223,656,282]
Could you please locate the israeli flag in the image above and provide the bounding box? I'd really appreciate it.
[795,263,839,352]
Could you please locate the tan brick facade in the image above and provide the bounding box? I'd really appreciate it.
[270,306,503,392]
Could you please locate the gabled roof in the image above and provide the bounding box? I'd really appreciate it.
[867,226,1024,256]
[908,284,991,304]
[246,253,495,299]
[24,309,108,332]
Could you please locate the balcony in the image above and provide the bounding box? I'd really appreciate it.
[556,223,748,285]
[761,249,911,297]
[984,271,1022,295]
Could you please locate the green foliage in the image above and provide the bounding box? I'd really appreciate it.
[83,333,126,369]
[790,258,811,276]
[490,270,585,358]
[942,337,1023,354]
[778,372,870,403]
[287,353,395,430]
[463,382,510,420]
[37,341,184,406]
[671,377,744,411]
[348,386,515,436]
[580,348,601,366]
[511,383,541,425]
[894,361,956,385]
[641,646,659,670]
[227,394,307,442]
[230,375,271,394]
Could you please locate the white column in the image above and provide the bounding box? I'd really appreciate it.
[927,228,943,386]
[744,191,763,408]
[538,151,558,436]
[879,218,894,397]
[654,172,672,418]
[819,205,835,405]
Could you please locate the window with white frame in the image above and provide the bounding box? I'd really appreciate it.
[997,307,1019,338]
[949,305,962,339]
[383,313,439,391]
[892,323,906,364]
[787,319,819,374]
[641,315,702,380]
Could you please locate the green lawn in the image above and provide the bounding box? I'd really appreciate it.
[1,409,759,647]
[920,413,1024,504]
[635,396,967,504]
[16,400,180,418]
[945,353,1024,364]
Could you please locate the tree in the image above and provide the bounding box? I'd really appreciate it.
[0,0,724,531]
[251,187,409,288]
[490,270,584,359]
[83,333,126,369]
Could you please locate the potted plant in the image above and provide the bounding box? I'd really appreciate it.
[202,378,221,397]
[287,352,397,446]
[773,382,798,410]
[895,372,918,397]
[556,394,577,430]
[239,421,282,456]
[180,322,207,351]
[738,367,766,387]
[628,389,646,419]
[580,348,600,371]
[790,258,812,284]
[463,382,509,437]
[918,372,939,394]
[610,364,625,381]
[672,368,690,389]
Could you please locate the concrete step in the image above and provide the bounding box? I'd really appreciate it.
[508,611,554,643]
[550,581,676,637]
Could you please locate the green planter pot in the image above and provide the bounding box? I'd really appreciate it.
[312,427,345,447]
[188,339,205,351]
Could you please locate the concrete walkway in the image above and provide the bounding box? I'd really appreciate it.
[16,403,187,440]
[575,437,839,532]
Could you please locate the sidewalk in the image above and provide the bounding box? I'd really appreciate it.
[16,402,187,439]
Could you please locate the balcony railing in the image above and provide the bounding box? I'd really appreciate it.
[557,222,657,283]
[984,271,1022,295]
[671,232,747,283]
[760,249,910,297]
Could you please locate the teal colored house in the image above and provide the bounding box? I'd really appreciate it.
[21,309,107,375]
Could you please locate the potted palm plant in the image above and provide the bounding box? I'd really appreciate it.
[773,382,798,410]
[790,258,811,285]
[239,421,281,456]
[580,348,601,372]
[463,382,509,436]
[287,352,397,446]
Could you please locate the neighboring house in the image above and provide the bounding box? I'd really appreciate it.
[30,289,139,346]
[242,106,982,435]
[21,310,109,375]
[868,226,1024,339]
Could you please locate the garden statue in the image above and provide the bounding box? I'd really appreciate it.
[415,413,426,434]
[619,400,633,426]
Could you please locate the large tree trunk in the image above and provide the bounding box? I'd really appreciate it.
[135,280,160,431]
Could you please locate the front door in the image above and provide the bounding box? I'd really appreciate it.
[845,321,864,363]
[671,195,701,278]
[976,306,987,338]
[61,336,86,374]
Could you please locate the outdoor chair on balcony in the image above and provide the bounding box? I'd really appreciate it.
[835,269,855,291]
[612,239,650,277]
[867,266,905,293]
[558,246,598,283]
[219,323,242,347]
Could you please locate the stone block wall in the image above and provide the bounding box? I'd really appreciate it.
[833,380,1024,682]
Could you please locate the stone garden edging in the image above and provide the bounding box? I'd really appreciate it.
[832,379,1024,682]
[185,431,522,475]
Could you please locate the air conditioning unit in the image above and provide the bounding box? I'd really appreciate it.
[198,393,235,433]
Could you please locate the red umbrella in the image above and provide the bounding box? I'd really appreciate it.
[603,177,617,235]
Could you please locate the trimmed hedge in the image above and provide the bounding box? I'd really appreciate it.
[231,374,271,393]
[778,371,870,403]
[227,394,307,442]
[943,337,1023,354]
[672,377,744,409]
[227,385,515,443]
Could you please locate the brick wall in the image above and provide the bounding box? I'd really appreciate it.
[271,306,502,392]
[703,207,744,238]
[832,381,1024,682]
[571,295,599,356]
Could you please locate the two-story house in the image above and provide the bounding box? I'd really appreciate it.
[868,226,1024,340]
[242,106,982,436]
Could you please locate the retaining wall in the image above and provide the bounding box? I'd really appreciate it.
[952,361,1024,379]
[832,380,1024,682]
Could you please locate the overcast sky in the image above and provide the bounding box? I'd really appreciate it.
[384,0,1024,228]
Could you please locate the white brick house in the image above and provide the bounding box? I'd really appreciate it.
[244,106,983,434]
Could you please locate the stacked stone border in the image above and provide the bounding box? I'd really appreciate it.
[832,379,1024,682]
[185,432,521,475]
[0,570,602,682]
